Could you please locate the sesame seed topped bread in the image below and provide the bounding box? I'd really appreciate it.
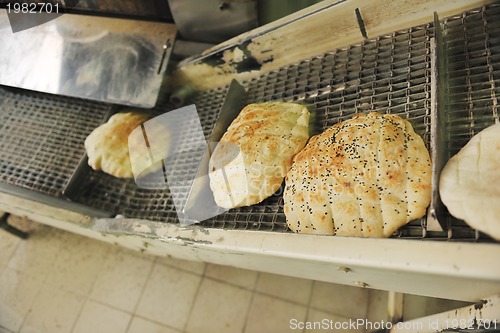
[209,102,310,208]
[283,112,432,237]
[439,123,500,240]
[85,111,150,178]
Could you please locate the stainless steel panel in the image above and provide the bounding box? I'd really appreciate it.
[183,79,246,223]
[168,0,257,44]
[0,10,176,108]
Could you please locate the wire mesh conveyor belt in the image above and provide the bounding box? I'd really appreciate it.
[0,4,499,242]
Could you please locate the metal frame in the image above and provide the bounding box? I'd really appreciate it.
[1,187,498,302]
[388,295,500,333]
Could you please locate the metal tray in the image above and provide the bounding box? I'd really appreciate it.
[0,11,176,108]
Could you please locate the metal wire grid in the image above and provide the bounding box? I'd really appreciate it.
[0,88,112,196]
[245,30,432,138]
[69,87,228,221]
[202,4,500,240]
[197,23,434,233]
[445,5,500,154]
[437,5,500,241]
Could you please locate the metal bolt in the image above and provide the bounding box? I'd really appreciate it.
[337,266,351,273]
[354,281,368,288]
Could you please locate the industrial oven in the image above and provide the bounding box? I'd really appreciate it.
[0,0,499,329]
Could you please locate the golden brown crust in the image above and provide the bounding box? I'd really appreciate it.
[209,102,310,208]
[439,123,500,240]
[284,112,431,237]
[85,112,150,178]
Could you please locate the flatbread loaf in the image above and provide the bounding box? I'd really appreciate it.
[209,102,310,208]
[439,123,500,240]
[85,111,150,178]
[284,112,431,237]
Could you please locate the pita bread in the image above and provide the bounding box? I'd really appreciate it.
[439,123,500,240]
[209,102,310,208]
[284,112,432,237]
[85,111,150,178]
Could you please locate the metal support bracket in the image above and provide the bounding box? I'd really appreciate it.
[0,212,29,239]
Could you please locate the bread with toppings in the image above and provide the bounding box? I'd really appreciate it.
[209,102,310,208]
[283,112,431,237]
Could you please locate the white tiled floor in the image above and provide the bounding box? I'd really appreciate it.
[0,219,377,333]
[0,218,469,333]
